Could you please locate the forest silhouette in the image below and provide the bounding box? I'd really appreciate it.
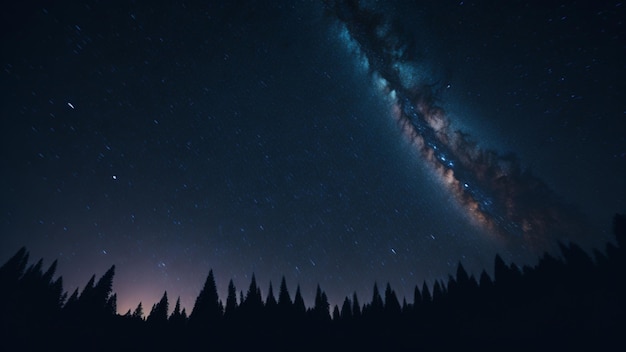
[1,214,625,351]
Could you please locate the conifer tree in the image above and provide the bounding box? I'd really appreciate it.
[132,302,144,320]
[413,284,422,308]
[494,254,509,284]
[94,265,116,307]
[352,292,361,319]
[369,283,384,315]
[0,247,29,285]
[266,281,277,308]
[63,288,79,314]
[293,285,306,316]
[147,291,169,325]
[432,281,444,302]
[312,285,330,321]
[278,276,291,307]
[340,296,352,320]
[171,297,182,319]
[41,260,57,285]
[189,270,222,326]
[479,270,493,288]
[456,263,470,287]
[384,283,401,316]
[224,280,238,317]
[243,274,263,311]
[170,297,187,326]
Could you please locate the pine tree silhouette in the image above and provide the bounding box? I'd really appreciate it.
[242,274,263,312]
[189,269,222,328]
[277,276,291,307]
[147,291,169,325]
[0,247,29,285]
[367,283,384,318]
[293,285,306,316]
[266,281,277,309]
[384,283,401,317]
[340,296,352,320]
[224,279,238,318]
[312,285,330,321]
[432,281,444,303]
[351,292,361,319]
[132,302,144,320]
[479,270,493,288]
[167,296,186,328]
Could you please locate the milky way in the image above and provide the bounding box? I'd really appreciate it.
[327,0,586,254]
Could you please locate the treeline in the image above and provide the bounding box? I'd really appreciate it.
[1,214,625,351]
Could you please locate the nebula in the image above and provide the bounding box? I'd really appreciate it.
[326,0,585,254]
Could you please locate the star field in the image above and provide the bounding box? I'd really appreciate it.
[1,1,624,314]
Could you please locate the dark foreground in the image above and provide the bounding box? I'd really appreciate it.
[1,214,625,351]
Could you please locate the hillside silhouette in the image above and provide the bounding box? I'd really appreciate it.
[1,214,625,351]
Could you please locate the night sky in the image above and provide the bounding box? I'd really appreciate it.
[2,1,625,314]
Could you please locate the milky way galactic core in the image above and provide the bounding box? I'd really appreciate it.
[327,1,585,254]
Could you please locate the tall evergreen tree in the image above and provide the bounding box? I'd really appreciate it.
[479,270,493,288]
[169,297,187,326]
[132,302,144,320]
[413,284,422,308]
[0,247,29,284]
[41,260,57,285]
[94,265,116,307]
[147,291,169,325]
[243,274,263,311]
[369,283,384,315]
[340,296,352,320]
[277,276,292,307]
[494,254,509,284]
[456,263,470,288]
[170,297,181,319]
[266,281,277,308]
[432,281,444,302]
[224,279,238,317]
[189,270,222,326]
[352,292,361,319]
[71,265,117,319]
[293,285,306,316]
[312,285,330,321]
[384,283,401,316]
[78,274,96,303]
[63,288,79,314]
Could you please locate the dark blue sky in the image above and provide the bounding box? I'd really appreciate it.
[1,1,624,313]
